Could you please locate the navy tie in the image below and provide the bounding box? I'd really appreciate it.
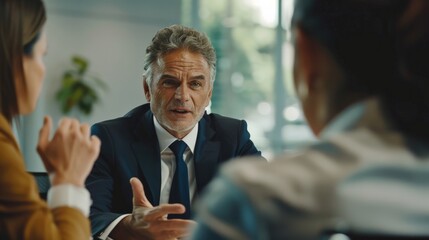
[168,140,191,219]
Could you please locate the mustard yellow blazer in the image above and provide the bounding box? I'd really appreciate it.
[0,114,90,239]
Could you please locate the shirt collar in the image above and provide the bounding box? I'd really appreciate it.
[320,97,393,140]
[319,99,367,139]
[153,116,198,154]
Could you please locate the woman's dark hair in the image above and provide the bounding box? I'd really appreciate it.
[292,0,429,142]
[0,0,46,122]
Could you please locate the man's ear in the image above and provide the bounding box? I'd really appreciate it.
[205,85,213,108]
[208,85,213,99]
[143,76,151,102]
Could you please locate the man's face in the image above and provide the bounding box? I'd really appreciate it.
[144,49,213,139]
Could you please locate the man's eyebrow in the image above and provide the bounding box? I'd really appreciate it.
[191,75,206,80]
[160,74,178,79]
[159,74,207,81]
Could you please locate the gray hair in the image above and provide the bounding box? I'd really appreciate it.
[143,24,216,87]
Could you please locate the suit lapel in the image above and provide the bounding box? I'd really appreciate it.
[194,116,220,193]
[131,110,162,205]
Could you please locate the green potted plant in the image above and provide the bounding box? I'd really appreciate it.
[56,55,107,116]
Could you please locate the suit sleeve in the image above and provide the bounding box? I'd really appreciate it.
[237,120,263,157]
[0,134,91,239]
[86,123,122,236]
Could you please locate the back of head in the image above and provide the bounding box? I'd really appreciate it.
[143,24,216,87]
[292,0,429,142]
[0,0,46,122]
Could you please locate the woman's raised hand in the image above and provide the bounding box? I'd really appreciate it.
[37,116,101,187]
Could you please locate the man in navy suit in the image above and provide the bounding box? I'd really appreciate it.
[86,24,262,240]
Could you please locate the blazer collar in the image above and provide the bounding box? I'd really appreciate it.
[194,114,221,193]
[131,109,162,205]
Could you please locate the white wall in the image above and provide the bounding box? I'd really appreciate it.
[22,0,182,171]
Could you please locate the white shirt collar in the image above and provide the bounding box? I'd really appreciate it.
[153,116,198,154]
[320,101,365,139]
[320,97,384,139]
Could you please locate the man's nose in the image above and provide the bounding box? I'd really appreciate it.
[175,83,190,102]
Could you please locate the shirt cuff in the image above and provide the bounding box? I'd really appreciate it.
[98,214,130,240]
[47,184,92,217]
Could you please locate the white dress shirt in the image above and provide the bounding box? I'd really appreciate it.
[47,184,91,217]
[99,116,198,240]
[155,116,198,204]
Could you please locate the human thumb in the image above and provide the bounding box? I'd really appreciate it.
[130,177,152,208]
[37,116,53,171]
[37,116,52,152]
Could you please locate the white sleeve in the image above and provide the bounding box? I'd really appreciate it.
[47,184,92,217]
[98,214,130,240]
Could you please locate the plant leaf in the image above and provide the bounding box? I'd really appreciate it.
[72,55,88,74]
[56,55,108,115]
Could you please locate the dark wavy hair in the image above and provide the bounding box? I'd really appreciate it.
[292,0,429,142]
[0,0,46,122]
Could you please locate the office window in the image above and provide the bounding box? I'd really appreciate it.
[183,0,315,158]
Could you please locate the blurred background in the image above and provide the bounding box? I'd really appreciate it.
[18,0,316,172]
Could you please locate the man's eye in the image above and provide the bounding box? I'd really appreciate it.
[190,81,202,89]
[162,79,177,87]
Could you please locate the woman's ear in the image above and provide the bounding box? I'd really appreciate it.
[293,27,320,93]
[293,26,346,137]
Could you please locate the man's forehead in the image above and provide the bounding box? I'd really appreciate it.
[162,48,205,61]
[160,51,209,70]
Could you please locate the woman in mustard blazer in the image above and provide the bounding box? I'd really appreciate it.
[0,0,101,239]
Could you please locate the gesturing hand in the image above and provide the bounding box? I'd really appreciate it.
[111,177,196,240]
[36,116,101,187]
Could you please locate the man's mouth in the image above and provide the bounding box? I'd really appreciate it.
[171,108,191,114]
